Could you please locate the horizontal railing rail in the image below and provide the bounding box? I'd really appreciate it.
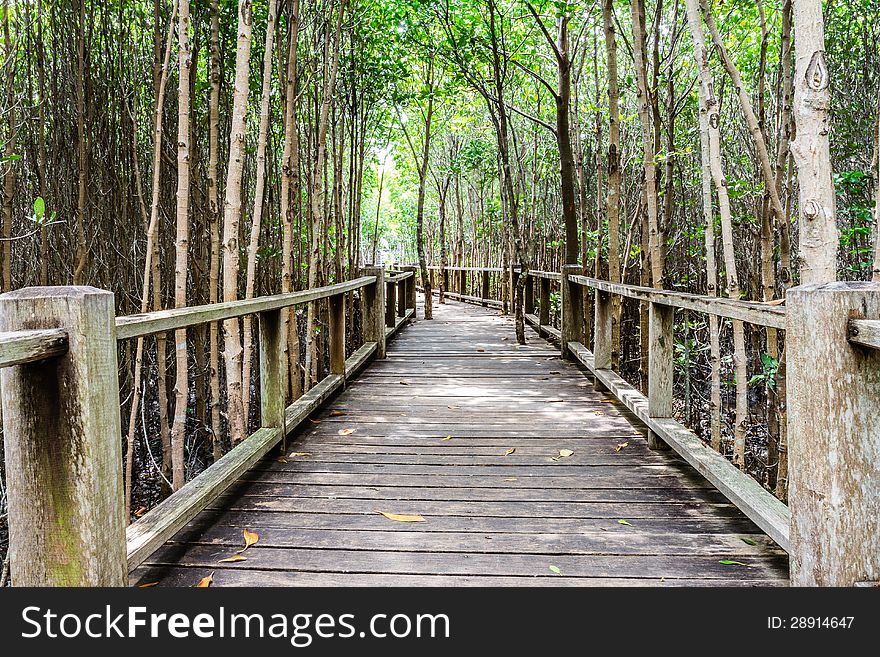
[848,318,880,350]
[569,275,786,329]
[0,328,69,368]
[426,265,504,273]
[116,276,376,340]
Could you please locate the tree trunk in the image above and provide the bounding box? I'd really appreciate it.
[170,0,192,491]
[280,0,302,402]
[631,0,663,288]
[221,0,254,446]
[305,0,347,390]
[603,0,622,367]
[242,0,278,427]
[791,0,838,283]
[685,0,747,467]
[207,0,222,460]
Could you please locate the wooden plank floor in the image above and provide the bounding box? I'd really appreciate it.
[131,297,789,587]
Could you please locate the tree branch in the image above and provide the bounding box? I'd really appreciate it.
[525,2,563,63]
[511,57,559,101]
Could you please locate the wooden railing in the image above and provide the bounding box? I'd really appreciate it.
[0,265,415,586]
[425,265,505,309]
[426,264,880,586]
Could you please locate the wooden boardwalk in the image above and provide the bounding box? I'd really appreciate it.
[131,298,788,586]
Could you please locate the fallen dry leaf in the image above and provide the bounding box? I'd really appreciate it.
[476,348,485,352]
[447,405,459,410]
[551,448,574,462]
[309,418,322,424]
[762,298,785,306]
[504,477,518,482]
[338,428,356,436]
[276,458,289,463]
[195,573,214,588]
[378,511,425,523]
[442,436,453,441]
[504,448,516,456]
[600,399,615,404]
[399,381,409,385]
[240,529,259,552]
[133,505,147,518]
[218,554,248,564]
[615,442,629,453]
[594,410,606,416]
[138,581,159,588]
[618,519,633,526]
[329,411,347,417]
[288,452,311,458]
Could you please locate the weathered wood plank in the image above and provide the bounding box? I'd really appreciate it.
[167,525,782,557]
[181,508,763,535]
[568,274,786,329]
[0,328,68,367]
[140,544,787,580]
[0,287,127,586]
[847,317,880,350]
[130,567,786,588]
[788,283,880,585]
[117,276,375,340]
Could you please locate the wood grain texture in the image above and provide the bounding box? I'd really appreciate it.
[647,302,674,450]
[0,328,68,367]
[0,286,127,586]
[568,274,786,329]
[787,282,880,585]
[116,276,376,340]
[847,318,880,350]
[131,298,787,586]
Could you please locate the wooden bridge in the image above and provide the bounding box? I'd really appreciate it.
[0,266,877,586]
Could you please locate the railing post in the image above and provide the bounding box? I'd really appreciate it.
[402,265,417,312]
[259,308,288,449]
[361,265,386,359]
[396,280,406,317]
[385,277,397,328]
[560,265,582,360]
[481,270,490,306]
[787,282,880,586]
[0,286,126,586]
[593,289,612,392]
[525,273,535,315]
[460,269,467,298]
[647,301,674,450]
[329,292,346,375]
[539,278,551,327]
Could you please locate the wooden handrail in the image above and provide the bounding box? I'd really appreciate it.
[568,274,786,329]
[115,276,376,340]
[426,265,504,272]
[848,318,880,350]
[0,328,68,368]
[528,270,562,281]
[385,270,414,283]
